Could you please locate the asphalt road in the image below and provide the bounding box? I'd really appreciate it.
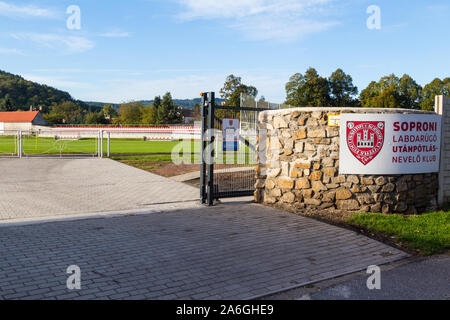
[275,254,450,300]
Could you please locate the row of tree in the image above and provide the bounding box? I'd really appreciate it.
[0,70,185,125]
[283,68,449,110]
[40,71,450,125]
[85,93,183,126]
[35,93,184,126]
[2,68,449,125]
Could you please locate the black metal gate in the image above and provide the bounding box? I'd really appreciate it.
[200,92,264,206]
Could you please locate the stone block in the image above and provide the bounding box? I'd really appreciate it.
[293,128,307,140]
[281,192,295,203]
[312,181,328,192]
[324,167,337,177]
[295,178,311,189]
[270,188,282,197]
[375,176,387,186]
[336,200,360,210]
[307,128,326,138]
[303,189,313,199]
[381,183,395,193]
[276,179,294,189]
[294,160,311,169]
[274,116,288,129]
[304,198,321,206]
[266,179,276,190]
[336,188,352,200]
[310,171,323,181]
[347,175,359,184]
[361,178,374,185]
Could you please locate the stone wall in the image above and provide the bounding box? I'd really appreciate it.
[254,108,439,214]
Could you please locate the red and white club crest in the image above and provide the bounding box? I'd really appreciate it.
[346,121,385,165]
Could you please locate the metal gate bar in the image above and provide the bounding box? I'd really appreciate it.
[200,92,264,206]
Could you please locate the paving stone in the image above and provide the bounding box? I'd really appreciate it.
[0,160,408,300]
[0,158,198,222]
[0,202,408,300]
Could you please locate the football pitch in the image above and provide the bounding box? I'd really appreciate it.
[0,135,254,165]
[0,136,199,156]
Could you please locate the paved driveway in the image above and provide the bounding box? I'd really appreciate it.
[0,158,198,221]
[0,201,408,300]
[0,158,409,300]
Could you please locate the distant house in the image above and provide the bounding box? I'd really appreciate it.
[181,109,196,124]
[0,111,47,133]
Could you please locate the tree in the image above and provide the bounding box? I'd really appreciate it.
[153,96,161,109]
[398,74,422,109]
[43,113,64,125]
[220,74,258,107]
[359,74,423,109]
[141,105,158,125]
[102,104,116,119]
[0,94,15,111]
[117,102,143,125]
[156,92,182,124]
[193,102,201,121]
[46,101,83,124]
[285,68,331,107]
[328,69,358,107]
[85,112,108,125]
[420,77,450,111]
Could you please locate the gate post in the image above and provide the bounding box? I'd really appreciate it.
[206,92,216,206]
[107,131,111,157]
[98,130,103,158]
[18,130,22,158]
[436,95,450,206]
[200,93,207,204]
[101,130,104,158]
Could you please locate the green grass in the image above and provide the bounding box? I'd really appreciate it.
[348,210,450,255]
[111,155,175,162]
[0,136,255,165]
[107,139,199,155]
[0,136,200,156]
[0,135,18,155]
[24,137,98,155]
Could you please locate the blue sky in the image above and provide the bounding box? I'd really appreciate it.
[0,0,449,103]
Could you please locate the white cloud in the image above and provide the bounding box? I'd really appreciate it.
[24,69,291,103]
[22,74,90,90]
[176,0,339,41]
[89,75,221,102]
[62,71,289,103]
[10,33,94,54]
[0,1,57,18]
[98,31,132,38]
[0,47,24,55]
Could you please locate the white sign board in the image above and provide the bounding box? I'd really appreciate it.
[339,114,441,174]
[222,118,239,151]
[0,122,3,134]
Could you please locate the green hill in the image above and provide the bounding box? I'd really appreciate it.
[85,98,225,110]
[0,70,89,113]
[0,70,225,112]
[0,70,225,125]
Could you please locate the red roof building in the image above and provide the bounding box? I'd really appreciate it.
[0,111,47,132]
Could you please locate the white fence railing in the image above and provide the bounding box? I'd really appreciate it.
[0,129,202,158]
[0,130,101,158]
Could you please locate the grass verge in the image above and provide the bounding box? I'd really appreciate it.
[111,154,201,178]
[111,155,175,162]
[347,210,450,255]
